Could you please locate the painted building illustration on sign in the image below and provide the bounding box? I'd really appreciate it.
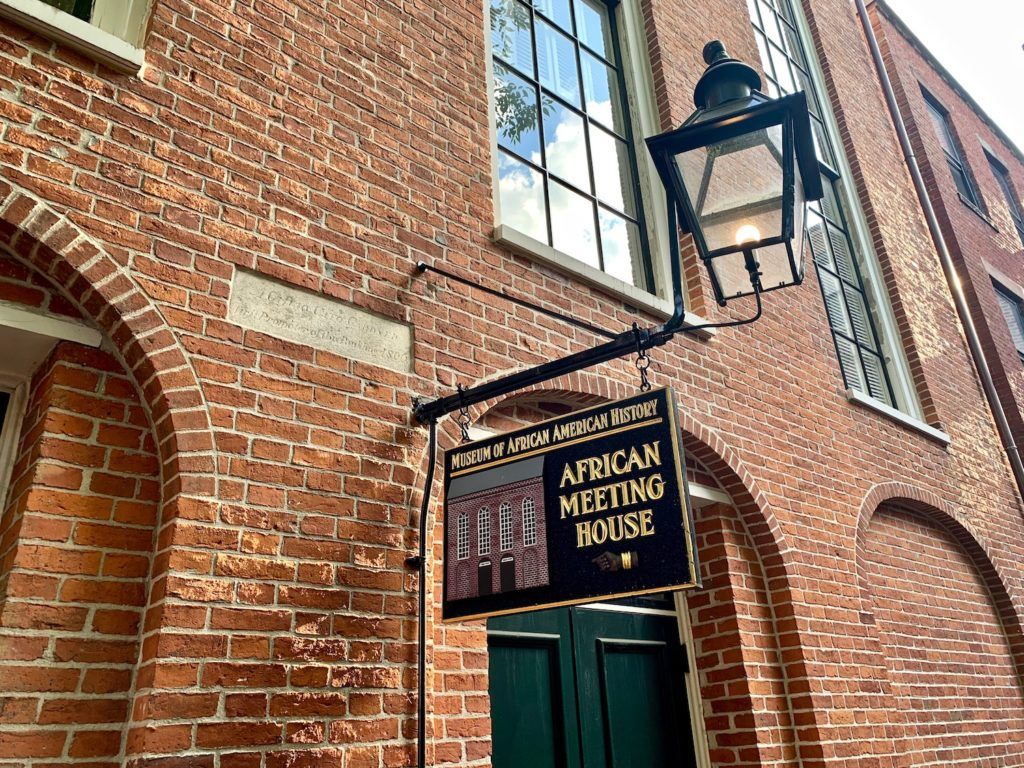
[446,456,549,601]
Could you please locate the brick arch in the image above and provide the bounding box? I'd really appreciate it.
[855,484,1024,764]
[415,372,826,766]
[0,180,217,501]
[855,482,1024,685]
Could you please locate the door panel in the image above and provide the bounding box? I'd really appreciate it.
[489,605,697,768]
[573,609,695,768]
[500,557,516,592]
[488,608,582,768]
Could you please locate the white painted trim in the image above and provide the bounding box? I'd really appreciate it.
[673,591,713,768]
[688,481,731,508]
[0,377,28,511]
[787,0,922,419]
[0,0,144,73]
[580,602,679,617]
[845,388,951,445]
[91,0,150,47]
[0,301,102,348]
[984,261,1024,300]
[494,224,715,338]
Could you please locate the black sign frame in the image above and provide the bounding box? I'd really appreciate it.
[441,387,700,622]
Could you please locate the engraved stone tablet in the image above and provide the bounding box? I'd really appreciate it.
[228,269,413,372]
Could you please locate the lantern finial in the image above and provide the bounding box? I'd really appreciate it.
[702,40,728,65]
[693,39,762,110]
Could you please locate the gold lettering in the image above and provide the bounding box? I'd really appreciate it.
[560,493,579,519]
[639,509,655,536]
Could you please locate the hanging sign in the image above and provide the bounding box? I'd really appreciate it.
[441,386,700,621]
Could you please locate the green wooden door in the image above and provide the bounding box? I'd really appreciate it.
[488,604,696,768]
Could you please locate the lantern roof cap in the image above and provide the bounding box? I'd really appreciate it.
[693,40,763,110]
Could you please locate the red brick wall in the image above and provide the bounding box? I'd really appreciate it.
[870,3,1024,450]
[861,504,1024,765]
[0,339,160,764]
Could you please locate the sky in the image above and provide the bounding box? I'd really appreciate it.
[883,0,1024,152]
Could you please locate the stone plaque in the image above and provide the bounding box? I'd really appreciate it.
[228,269,413,372]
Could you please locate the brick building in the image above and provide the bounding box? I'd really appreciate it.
[445,456,548,601]
[0,0,1020,767]
[867,0,1024,465]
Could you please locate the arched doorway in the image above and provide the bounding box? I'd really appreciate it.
[470,390,739,768]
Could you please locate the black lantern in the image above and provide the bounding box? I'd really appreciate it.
[647,41,824,306]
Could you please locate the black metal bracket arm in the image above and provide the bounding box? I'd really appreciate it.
[406,202,763,768]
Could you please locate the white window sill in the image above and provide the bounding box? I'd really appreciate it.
[0,0,143,73]
[845,388,950,445]
[493,224,715,340]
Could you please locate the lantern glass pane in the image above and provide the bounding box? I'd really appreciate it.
[708,184,805,300]
[708,250,757,300]
[675,124,785,254]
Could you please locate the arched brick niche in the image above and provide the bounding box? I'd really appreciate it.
[859,500,1024,765]
[418,378,813,768]
[0,252,162,763]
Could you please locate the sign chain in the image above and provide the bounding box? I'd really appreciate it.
[632,323,653,392]
[456,383,472,443]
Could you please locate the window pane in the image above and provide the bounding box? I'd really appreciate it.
[599,208,642,286]
[835,336,866,392]
[926,102,956,155]
[534,0,572,32]
[948,161,977,204]
[491,0,535,76]
[41,0,92,21]
[0,391,9,432]
[550,181,599,266]
[489,0,652,288]
[542,96,590,191]
[589,125,635,215]
[494,63,541,160]
[479,507,491,555]
[748,0,901,406]
[818,269,853,337]
[996,287,1024,355]
[497,151,548,244]
[580,51,626,134]
[537,20,581,107]
[861,350,891,403]
[574,0,613,60]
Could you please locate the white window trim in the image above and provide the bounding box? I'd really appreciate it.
[786,1,922,419]
[845,388,950,445]
[487,0,702,326]
[0,374,28,511]
[0,0,146,73]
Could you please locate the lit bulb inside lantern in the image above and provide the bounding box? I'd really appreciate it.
[735,224,761,245]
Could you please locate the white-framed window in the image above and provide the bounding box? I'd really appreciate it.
[457,513,470,560]
[0,0,150,72]
[993,281,1024,361]
[522,497,537,546]
[920,89,982,210]
[986,152,1024,246]
[746,0,920,416]
[487,0,672,305]
[478,506,491,555]
[499,502,514,551]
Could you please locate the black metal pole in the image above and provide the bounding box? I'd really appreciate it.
[408,418,437,768]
